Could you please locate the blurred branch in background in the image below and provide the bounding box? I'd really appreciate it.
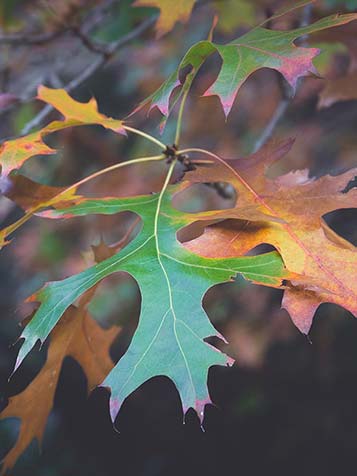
[0,0,117,45]
[20,15,157,135]
[0,1,157,137]
[253,3,313,152]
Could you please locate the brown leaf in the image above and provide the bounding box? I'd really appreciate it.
[0,228,131,472]
[3,174,80,210]
[183,140,357,333]
[1,303,118,474]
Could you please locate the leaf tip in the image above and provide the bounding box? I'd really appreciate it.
[108,396,122,424]
[205,92,232,119]
[36,84,48,100]
[281,289,319,335]
[195,397,212,424]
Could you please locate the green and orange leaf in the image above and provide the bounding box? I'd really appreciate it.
[12,167,292,429]
[0,86,125,179]
[136,11,357,119]
[183,140,357,333]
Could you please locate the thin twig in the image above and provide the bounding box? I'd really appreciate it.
[70,24,110,56]
[0,0,119,120]
[1,154,165,240]
[253,86,290,153]
[21,16,156,136]
[0,29,67,46]
[252,4,313,153]
[79,0,120,35]
[0,0,118,46]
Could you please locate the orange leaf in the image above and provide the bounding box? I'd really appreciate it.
[4,175,80,210]
[1,301,119,474]
[183,140,357,334]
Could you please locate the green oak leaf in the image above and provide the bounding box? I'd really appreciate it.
[136,12,357,119]
[15,164,290,422]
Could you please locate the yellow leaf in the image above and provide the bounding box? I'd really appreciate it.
[134,0,195,37]
[0,86,125,179]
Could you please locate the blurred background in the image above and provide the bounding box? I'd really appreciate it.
[0,0,357,475]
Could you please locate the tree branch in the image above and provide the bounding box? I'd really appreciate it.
[19,16,156,136]
[0,0,118,46]
[252,4,313,153]
[0,29,67,46]
[0,0,120,120]
[252,88,290,153]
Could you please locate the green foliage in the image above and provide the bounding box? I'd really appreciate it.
[16,176,289,421]
[139,13,357,119]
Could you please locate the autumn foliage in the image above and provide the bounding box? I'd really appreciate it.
[0,0,357,474]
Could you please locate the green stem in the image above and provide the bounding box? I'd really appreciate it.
[1,154,165,243]
[177,147,216,157]
[123,125,165,149]
[154,159,177,238]
[174,81,191,147]
[63,154,165,194]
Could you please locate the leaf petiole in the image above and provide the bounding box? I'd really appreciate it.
[1,154,166,245]
[123,125,166,149]
[174,82,191,147]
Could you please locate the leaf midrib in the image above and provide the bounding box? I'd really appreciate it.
[153,162,196,400]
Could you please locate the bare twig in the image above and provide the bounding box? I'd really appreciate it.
[70,24,110,56]
[252,4,313,153]
[80,0,120,35]
[0,0,120,120]
[0,29,67,46]
[253,92,290,153]
[68,0,121,57]
[0,0,118,46]
[20,16,156,136]
[300,4,313,31]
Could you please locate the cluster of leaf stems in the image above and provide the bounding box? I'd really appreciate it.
[6,88,217,242]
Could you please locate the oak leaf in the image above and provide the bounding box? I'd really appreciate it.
[136,11,357,119]
[12,174,292,425]
[2,174,80,211]
[0,86,125,179]
[183,140,357,334]
[1,299,118,474]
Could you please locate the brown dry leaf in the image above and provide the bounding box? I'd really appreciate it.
[0,173,82,250]
[0,223,140,471]
[1,293,119,474]
[183,139,357,334]
[3,174,80,210]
